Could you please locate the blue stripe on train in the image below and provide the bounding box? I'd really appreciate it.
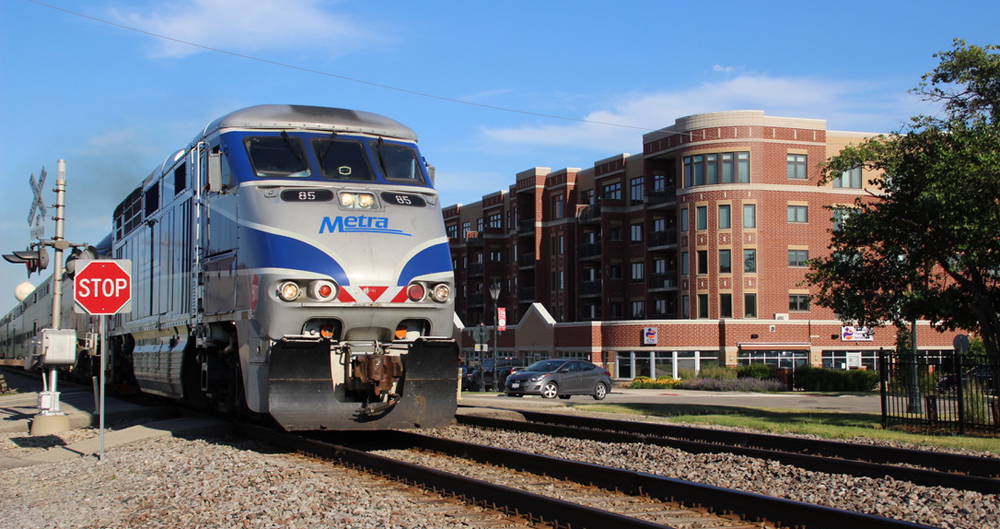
[243,227,351,285]
[396,242,452,286]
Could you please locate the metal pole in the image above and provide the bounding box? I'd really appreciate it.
[99,315,106,461]
[907,318,923,413]
[44,160,68,416]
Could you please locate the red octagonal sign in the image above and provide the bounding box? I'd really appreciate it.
[74,260,132,315]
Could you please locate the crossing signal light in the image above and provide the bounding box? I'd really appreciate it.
[3,248,49,277]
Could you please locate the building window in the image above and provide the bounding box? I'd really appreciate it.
[743,204,756,228]
[744,248,757,273]
[653,174,666,192]
[745,293,757,318]
[684,151,750,187]
[834,167,863,188]
[720,294,733,318]
[630,176,644,204]
[787,154,807,179]
[632,300,645,318]
[681,251,689,275]
[631,262,644,283]
[696,206,707,230]
[680,208,689,232]
[719,249,732,274]
[446,224,458,239]
[581,189,594,205]
[787,205,808,223]
[461,221,471,239]
[552,195,564,219]
[609,227,622,241]
[719,204,731,229]
[789,294,810,311]
[682,295,690,318]
[602,182,622,200]
[788,249,809,267]
[489,250,501,261]
[698,294,709,318]
[630,223,643,243]
[487,213,501,228]
[697,250,708,275]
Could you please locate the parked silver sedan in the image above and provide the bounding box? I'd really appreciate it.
[504,359,612,400]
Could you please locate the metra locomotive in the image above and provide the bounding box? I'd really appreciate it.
[1,105,459,430]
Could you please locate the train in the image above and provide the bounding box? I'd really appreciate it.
[0,104,459,430]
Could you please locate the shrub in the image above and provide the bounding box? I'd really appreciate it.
[737,363,778,380]
[629,377,682,389]
[677,377,786,392]
[793,366,879,392]
[698,365,738,380]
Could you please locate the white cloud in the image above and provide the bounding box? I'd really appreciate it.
[482,73,925,151]
[110,0,382,59]
[713,64,735,73]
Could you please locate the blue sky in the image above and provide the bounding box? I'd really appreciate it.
[1,0,997,315]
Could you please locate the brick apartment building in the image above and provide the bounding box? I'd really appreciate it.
[445,110,959,380]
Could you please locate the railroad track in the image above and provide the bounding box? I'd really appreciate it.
[454,407,1000,495]
[239,424,939,529]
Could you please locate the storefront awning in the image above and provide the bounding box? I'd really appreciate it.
[737,342,811,351]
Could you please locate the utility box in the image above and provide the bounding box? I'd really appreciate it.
[39,328,78,366]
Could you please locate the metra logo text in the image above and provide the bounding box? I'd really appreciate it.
[319,215,411,236]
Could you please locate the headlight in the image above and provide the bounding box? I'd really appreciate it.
[430,283,451,303]
[339,191,377,209]
[277,281,300,301]
[308,280,338,302]
[530,374,548,382]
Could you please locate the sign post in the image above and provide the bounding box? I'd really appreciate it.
[74,259,132,461]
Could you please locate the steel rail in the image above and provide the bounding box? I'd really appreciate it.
[467,406,1000,478]
[237,424,672,529]
[393,430,938,529]
[456,414,1000,495]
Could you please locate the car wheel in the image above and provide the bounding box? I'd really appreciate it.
[593,382,608,400]
[541,381,559,399]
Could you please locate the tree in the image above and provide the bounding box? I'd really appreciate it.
[806,40,1000,359]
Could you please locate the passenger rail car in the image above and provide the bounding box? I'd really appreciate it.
[5,105,459,430]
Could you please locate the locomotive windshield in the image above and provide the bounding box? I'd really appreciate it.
[373,140,426,185]
[312,137,375,181]
[244,135,311,178]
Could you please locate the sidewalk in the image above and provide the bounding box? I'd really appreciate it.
[459,387,884,415]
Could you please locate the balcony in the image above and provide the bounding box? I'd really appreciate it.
[649,272,679,291]
[468,262,484,277]
[519,286,536,302]
[579,280,603,298]
[518,252,536,268]
[467,292,484,308]
[646,187,677,208]
[648,230,677,249]
[578,242,602,260]
[518,219,536,234]
[465,231,483,247]
[576,204,601,224]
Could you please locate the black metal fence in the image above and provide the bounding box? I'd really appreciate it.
[879,350,1000,435]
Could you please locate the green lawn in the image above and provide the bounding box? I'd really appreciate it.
[574,402,1000,455]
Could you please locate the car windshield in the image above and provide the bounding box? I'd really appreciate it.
[525,360,568,373]
[372,140,426,185]
[244,135,311,178]
[312,137,375,181]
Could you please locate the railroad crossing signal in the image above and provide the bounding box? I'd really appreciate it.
[28,166,47,226]
[74,260,133,315]
[2,247,49,277]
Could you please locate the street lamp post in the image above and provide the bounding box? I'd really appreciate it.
[489,281,500,392]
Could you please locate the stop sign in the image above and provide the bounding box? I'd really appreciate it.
[74,260,132,315]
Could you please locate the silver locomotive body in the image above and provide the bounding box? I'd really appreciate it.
[111,105,458,430]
